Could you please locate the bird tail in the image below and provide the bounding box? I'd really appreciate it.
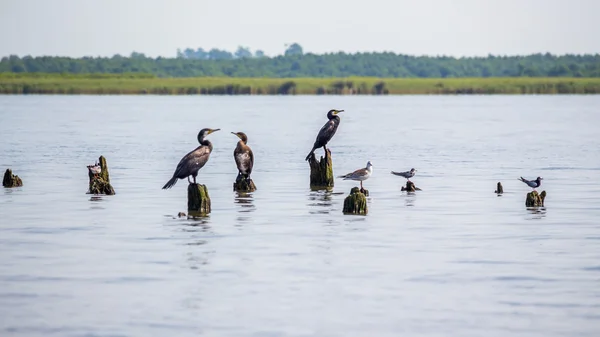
[518,177,525,182]
[162,176,178,189]
[305,150,315,161]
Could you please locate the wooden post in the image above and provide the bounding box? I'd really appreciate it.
[308,149,334,189]
[3,169,23,188]
[495,182,504,194]
[233,174,256,192]
[188,183,211,217]
[87,155,115,195]
[401,181,421,192]
[343,187,368,215]
[525,190,546,207]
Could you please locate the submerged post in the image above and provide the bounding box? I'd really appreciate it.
[343,187,368,215]
[308,149,334,189]
[495,182,504,194]
[401,181,421,192]
[233,174,257,192]
[188,183,211,217]
[3,169,23,188]
[525,190,546,207]
[87,156,115,195]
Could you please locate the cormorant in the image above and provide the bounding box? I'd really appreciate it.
[232,131,254,180]
[391,168,417,181]
[519,176,543,190]
[162,128,220,189]
[305,109,344,161]
[339,161,373,189]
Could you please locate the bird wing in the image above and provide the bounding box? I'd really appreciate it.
[341,168,367,179]
[391,170,409,178]
[313,119,338,148]
[235,150,253,174]
[173,145,211,178]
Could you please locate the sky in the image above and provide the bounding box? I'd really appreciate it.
[1,0,599,58]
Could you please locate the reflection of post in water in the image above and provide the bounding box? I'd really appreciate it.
[308,188,338,215]
[235,192,256,222]
[526,207,547,220]
[235,192,256,212]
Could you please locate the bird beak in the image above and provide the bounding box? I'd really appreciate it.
[209,128,220,134]
[231,131,241,138]
[335,110,345,114]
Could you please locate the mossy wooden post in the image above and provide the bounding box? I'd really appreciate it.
[495,182,504,194]
[188,184,211,217]
[233,174,256,192]
[87,156,115,195]
[3,169,23,188]
[343,187,368,215]
[308,149,334,189]
[401,181,421,192]
[526,190,546,207]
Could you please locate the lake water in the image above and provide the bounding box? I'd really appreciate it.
[1,95,599,337]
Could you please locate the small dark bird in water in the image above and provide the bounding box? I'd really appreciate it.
[232,131,254,180]
[305,109,344,161]
[519,176,543,190]
[162,128,220,189]
[391,168,416,181]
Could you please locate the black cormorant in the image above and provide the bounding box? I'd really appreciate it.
[162,128,220,189]
[305,109,344,161]
[232,131,254,180]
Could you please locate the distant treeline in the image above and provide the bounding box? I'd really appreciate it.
[2,73,599,95]
[1,46,599,78]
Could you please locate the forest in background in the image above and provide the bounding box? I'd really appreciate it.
[1,43,599,78]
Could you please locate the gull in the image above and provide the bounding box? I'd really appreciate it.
[391,168,416,181]
[519,176,543,190]
[339,161,373,189]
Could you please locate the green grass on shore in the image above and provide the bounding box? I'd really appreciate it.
[1,73,599,95]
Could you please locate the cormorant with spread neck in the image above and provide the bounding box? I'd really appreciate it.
[232,131,254,180]
[162,128,220,189]
[305,109,344,161]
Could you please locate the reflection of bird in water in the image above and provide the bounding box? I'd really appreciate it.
[231,132,254,181]
[87,162,101,178]
[305,109,343,161]
[519,176,543,190]
[339,161,373,189]
[391,168,416,181]
[162,128,220,189]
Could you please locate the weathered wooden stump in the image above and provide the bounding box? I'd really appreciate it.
[526,190,546,207]
[308,148,334,189]
[401,181,421,192]
[87,156,115,195]
[3,169,23,188]
[233,173,256,192]
[495,182,504,194]
[188,183,211,217]
[343,187,368,215]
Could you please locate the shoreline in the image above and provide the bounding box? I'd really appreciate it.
[1,75,599,95]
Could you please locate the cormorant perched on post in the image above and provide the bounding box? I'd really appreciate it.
[162,128,220,189]
[305,109,344,161]
[232,131,254,180]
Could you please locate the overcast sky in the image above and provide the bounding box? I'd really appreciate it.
[1,0,599,58]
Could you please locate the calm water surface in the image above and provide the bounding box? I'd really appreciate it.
[1,95,599,337]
